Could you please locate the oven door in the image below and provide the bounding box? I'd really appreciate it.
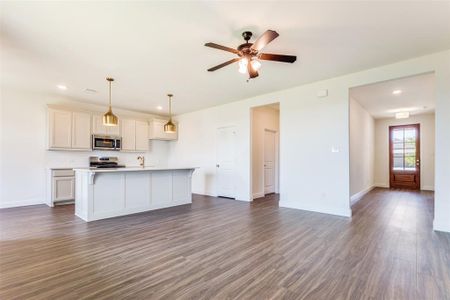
[92,136,119,150]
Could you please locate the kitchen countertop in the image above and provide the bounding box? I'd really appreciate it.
[73,166,198,173]
[49,167,85,170]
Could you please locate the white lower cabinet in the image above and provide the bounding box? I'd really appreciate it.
[51,169,75,205]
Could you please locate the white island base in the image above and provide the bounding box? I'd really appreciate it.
[74,167,196,222]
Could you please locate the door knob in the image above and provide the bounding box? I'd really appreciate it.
[216,164,220,168]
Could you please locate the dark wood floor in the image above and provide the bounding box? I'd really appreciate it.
[1,189,449,299]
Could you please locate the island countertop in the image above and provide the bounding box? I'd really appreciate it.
[74,166,198,173]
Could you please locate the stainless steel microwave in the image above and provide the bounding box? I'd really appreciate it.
[92,135,121,151]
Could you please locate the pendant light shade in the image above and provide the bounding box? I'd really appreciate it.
[103,77,118,126]
[164,94,176,133]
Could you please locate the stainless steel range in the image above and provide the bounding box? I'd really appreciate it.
[89,156,125,169]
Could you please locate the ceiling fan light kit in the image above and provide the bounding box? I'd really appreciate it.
[205,29,297,79]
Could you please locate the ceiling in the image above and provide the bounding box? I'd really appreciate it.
[350,72,435,119]
[1,2,449,115]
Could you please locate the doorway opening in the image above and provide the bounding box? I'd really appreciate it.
[251,103,280,200]
[349,72,435,208]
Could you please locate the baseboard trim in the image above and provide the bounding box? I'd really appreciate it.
[279,201,351,218]
[433,220,450,233]
[252,192,264,200]
[421,185,435,191]
[0,198,45,209]
[374,183,389,188]
[350,185,375,206]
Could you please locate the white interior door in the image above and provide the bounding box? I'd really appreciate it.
[264,130,276,194]
[216,126,236,198]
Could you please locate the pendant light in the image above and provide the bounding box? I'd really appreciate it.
[103,77,118,126]
[164,94,176,133]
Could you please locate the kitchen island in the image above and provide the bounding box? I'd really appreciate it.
[74,167,196,222]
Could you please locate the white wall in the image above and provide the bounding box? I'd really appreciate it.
[374,113,435,190]
[168,50,450,230]
[349,97,375,203]
[251,105,279,198]
[0,87,169,208]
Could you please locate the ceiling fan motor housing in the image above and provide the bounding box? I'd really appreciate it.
[242,31,253,42]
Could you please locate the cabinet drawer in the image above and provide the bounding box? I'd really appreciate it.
[52,169,75,177]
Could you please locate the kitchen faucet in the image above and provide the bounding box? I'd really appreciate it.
[137,156,145,167]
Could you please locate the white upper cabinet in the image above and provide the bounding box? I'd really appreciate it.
[121,119,136,151]
[72,112,92,149]
[93,115,120,136]
[47,106,159,151]
[92,115,107,135]
[107,119,121,136]
[48,108,72,149]
[48,108,91,150]
[120,119,148,152]
[149,119,178,141]
[135,120,149,151]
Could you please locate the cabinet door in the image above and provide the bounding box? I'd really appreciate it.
[53,176,75,201]
[92,115,108,135]
[135,120,149,151]
[48,109,72,149]
[107,119,121,136]
[149,119,178,141]
[121,119,136,151]
[163,124,178,140]
[72,112,91,149]
[152,120,165,139]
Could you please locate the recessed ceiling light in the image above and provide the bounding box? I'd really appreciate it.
[57,84,67,90]
[156,106,163,110]
[395,112,410,119]
[392,89,402,95]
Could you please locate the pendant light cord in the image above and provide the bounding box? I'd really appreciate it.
[169,96,172,121]
[109,80,112,109]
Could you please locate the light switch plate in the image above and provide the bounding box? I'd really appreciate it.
[331,146,340,153]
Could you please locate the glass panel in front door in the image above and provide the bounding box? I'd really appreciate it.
[392,127,416,171]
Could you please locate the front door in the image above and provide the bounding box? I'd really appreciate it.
[389,124,420,190]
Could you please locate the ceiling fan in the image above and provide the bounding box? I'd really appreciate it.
[205,30,296,79]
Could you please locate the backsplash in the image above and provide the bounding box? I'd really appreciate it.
[45,140,170,169]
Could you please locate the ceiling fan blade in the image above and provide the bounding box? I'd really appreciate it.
[247,62,259,78]
[250,30,279,52]
[204,42,239,54]
[259,53,297,63]
[207,58,240,72]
